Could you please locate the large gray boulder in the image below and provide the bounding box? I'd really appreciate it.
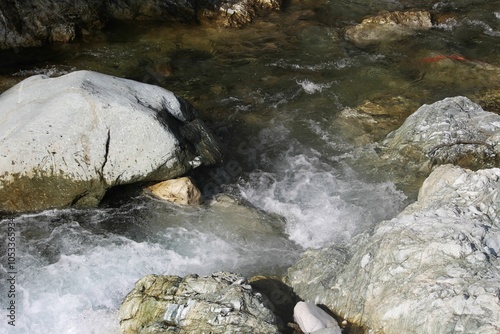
[0,70,222,212]
[119,272,280,334]
[288,164,500,334]
[380,96,500,174]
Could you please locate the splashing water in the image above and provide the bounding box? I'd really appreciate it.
[238,129,407,248]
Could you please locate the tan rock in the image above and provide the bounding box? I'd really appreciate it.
[200,0,282,27]
[119,272,280,334]
[472,89,500,114]
[345,11,432,45]
[146,177,202,205]
[335,96,417,144]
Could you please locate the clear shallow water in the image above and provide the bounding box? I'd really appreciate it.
[1,0,500,332]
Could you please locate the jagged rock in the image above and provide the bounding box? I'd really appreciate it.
[0,0,106,49]
[345,11,432,46]
[119,272,281,334]
[379,96,500,174]
[0,0,283,50]
[249,275,299,327]
[146,177,202,205]
[288,164,500,334]
[0,70,222,212]
[199,0,282,27]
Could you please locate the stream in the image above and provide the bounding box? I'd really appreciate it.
[1,0,500,332]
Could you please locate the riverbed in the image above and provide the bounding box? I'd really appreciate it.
[1,0,500,332]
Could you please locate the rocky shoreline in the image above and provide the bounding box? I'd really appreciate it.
[3,69,499,332]
[1,4,500,334]
[0,0,283,50]
[110,96,500,333]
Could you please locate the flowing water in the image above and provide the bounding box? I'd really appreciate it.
[1,0,500,332]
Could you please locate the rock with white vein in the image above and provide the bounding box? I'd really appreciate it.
[119,272,280,334]
[288,164,500,334]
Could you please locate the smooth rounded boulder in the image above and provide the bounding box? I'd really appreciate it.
[146,177,202,205]
[0,70,222,213]
[293,301,341,334]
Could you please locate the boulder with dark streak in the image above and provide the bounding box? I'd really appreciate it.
[379,96,500,174]
[0,70,222,213]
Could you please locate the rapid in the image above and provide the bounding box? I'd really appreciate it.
[1,0,500,332]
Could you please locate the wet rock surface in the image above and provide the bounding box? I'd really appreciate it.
[379,96,500,174]
[345,11,432,46]
[199,0,282,27]
[0,70,222,213]
[288,164,500,334]
[146,177,202,205]
[0,0,283,49]
[0,0,105,49]
[336,96,419,145]
[119,271,281,334]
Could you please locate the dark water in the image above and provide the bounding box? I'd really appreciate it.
[1,0,500,332]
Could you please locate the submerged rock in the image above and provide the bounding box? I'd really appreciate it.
[119,272,280,334]
[288,164,500,334]
[471,89,500,115]
[0,70,222,213]
[412,52,500,96]
[336,96,418,145]
[345,11,432,46]
[380,96,500,173]
[146,177,202,205]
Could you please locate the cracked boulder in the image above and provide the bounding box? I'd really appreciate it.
[0,70,222,213]
[118,272,280,334]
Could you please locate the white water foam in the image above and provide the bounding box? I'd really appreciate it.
[268,58,356,71]
[238,127,407,249]
[296,79,332,94]
[0,205,297,334]
[467,19,500,37]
